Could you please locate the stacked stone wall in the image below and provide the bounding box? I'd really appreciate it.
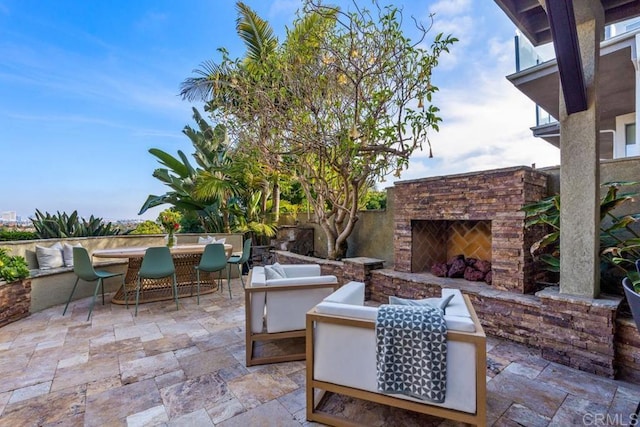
[0,279,31,328]
[370,269,629,379]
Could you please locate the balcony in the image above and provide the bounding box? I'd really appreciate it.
[511,17,640,158]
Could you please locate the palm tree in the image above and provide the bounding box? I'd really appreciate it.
[180,1,282,224]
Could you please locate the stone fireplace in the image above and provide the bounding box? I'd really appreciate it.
[394,166,549,294]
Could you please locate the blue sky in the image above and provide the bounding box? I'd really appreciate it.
[0,0,560,221]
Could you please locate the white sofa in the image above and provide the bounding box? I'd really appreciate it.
[306,281,487,426]
[245,264,339,366]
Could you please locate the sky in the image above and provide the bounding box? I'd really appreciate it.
[0,0,560,221]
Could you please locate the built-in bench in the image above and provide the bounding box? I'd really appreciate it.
[2,233,244,314]
[28,260,128,313]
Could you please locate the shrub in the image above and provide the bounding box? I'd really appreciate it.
[0,248,29,283]
[0,229,38,241]
[130,220,163,235]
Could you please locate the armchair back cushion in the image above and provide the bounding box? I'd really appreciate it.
[249,265,338,333]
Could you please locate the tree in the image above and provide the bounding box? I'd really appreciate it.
[139,107,236,232]
[181,0,456,259]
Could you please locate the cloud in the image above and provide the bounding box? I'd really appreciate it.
[268,0,299,19]
[384,25,560,185]
[428,0,471,17]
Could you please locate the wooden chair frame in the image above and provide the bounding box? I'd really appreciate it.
[305,294,487,427]
[245,270,340,366]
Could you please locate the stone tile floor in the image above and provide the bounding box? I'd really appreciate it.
[0,277,639,426]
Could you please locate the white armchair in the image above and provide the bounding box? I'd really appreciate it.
[245,264,339,366]
[306,281,487,426]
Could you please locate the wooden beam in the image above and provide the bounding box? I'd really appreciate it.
[547,0,588,114]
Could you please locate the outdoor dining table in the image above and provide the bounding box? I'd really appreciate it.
[92,244,233,305]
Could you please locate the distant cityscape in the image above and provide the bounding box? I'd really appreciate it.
[0,210,146,230]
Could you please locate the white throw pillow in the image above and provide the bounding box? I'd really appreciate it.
[265,265,285,280]
[35,242,64,269]
[389,294,455,312]
[271,262,287,278]
[213,237,226,244]
[62,243,83,267]
[198,236,214,244]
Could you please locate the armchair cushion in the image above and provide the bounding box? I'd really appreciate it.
[264,262,287,280]
[389,294,455,312]
[248,265,339,334]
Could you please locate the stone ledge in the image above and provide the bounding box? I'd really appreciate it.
[369,269,628,379]
[28,260,127,279]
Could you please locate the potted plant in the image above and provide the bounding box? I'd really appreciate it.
[0,248,31,327]
[623,260,640,330]
[158,209,182,247]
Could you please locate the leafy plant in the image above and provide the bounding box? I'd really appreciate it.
[626,260,640,293]
[0,248,29,283]
[523,181,640,286]
[0,228,38,241]
[31,210,120,238]
[130,220,163,235]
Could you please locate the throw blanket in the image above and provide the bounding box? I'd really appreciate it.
[376,304,448,403]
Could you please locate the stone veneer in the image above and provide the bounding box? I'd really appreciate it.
[369,270,627,379]
[393,166,549,294]
[0,279,31,328]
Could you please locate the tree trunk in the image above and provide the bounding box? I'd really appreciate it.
[272,181,280,222]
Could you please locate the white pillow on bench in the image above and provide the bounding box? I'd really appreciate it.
[35,243,64,269]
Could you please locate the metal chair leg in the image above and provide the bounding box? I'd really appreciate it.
[238,264,245,289]
[135,278,141,316]
[172,273,179,311]
[87,278,102,321]
[123,276,129,309]
[63,277,81,316]
[196,269,201,305]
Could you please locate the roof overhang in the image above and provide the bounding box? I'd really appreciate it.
[507,31,637,125]
[494,0,640,47]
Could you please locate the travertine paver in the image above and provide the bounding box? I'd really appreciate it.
[0,277,638,426]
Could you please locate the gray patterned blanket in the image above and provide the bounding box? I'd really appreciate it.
[375,304,448,403]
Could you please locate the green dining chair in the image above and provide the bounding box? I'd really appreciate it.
[63,246,124,321]
[227,238,252,295]
[135,246,177,316]
[194,243,228,302]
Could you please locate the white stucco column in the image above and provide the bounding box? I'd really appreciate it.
[558,1,603,298]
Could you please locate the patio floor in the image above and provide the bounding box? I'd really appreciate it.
[0,278,638,426]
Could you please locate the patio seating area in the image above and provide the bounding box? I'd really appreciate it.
[0,277,638,426]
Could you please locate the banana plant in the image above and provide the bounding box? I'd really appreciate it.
[523,181,640,281]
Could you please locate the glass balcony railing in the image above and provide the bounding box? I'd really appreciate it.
[515,16,640,127]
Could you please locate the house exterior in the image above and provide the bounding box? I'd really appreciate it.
[493,0,640,298]
[509,14,640,160]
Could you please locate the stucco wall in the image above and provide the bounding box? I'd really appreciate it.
[280,187,395,267]
[541,156,640,216]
